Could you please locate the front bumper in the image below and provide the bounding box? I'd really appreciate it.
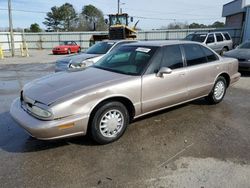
[10,98,89,140]
[239,61,250,71]
[52,49,68,54]
[55,63,68,72]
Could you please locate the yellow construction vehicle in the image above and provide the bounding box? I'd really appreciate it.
[108,13,137,40]
[90,13,137,45]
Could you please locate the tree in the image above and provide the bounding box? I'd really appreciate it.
[43,3,77,31]
[163,22,188,29]
[210,21,225,28]
[80,5,107,31]
[29,23,42,32]
[59,3,78,31]
[43,6,62,31]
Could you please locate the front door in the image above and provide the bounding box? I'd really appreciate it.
[141,45,188,114]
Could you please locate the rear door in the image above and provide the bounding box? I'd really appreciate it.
[141,45,188,113]
[182,44,220,99]
[205,34,216,51]
[215,33,224,53]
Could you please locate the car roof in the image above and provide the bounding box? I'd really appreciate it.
[102,39,137,43]
[122,40,201,47]
[191,31,229,35]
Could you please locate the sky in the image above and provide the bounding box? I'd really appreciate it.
[0,0,232,30]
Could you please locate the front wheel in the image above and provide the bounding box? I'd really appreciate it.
[90,101,129,144]
[205,76,227,104]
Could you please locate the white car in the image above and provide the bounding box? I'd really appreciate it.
[185,32,233,55]
[55,40,137,72]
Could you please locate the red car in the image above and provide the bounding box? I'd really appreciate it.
[52,41,81,54]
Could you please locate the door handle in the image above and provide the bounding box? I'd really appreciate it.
[179,72,185,76]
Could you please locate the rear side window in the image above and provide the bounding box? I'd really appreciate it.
[183,44,207,66]
[161,45,183,69]
[216,33,224,42]
[201,46,219,62]
[223,33,231,40]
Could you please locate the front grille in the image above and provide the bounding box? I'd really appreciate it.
[109,28,125,40]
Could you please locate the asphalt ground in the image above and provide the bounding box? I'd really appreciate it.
[0,50,250,188]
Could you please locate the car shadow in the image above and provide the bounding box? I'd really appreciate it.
[0,98,211,153]
[240,71,250,77]
[133,98,209,123]
[0,111,97,154]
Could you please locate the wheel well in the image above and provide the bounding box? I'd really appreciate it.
[223,46,229,51]
[87,97,135,133]
[219,73,230,87]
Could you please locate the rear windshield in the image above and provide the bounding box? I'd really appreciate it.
[85,41,115,54]
[184,34,207,43]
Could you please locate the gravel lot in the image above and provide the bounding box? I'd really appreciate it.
[0,50,250,188]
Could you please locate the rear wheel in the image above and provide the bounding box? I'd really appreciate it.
[205,76,227,104]
[90,101,129,144]
[220,47,228,55]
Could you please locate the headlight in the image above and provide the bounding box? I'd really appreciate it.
[69,60,94,69]
[69,62,86,69]
[27,105,52,119]
[64,48,68,50]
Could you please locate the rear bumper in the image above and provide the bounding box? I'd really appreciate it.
[10,98,89,140]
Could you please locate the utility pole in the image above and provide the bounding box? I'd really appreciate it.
[118,0,120,14]
[8,0,15,57]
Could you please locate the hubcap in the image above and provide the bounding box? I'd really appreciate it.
[99,110,124,138]
[214,81,225,100]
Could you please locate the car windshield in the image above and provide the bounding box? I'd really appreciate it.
[185,34,207,43]
[60,41,73,45]
[85,42,115,54]
[238,42,250,49]
[93,45,158,76]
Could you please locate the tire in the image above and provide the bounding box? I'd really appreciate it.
[205,76,227,104]
[90,101,129,144]
[77,47,81,53]
[67,48,71,54]
[220,47,228,56]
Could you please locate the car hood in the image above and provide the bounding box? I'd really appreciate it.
[23,67,131,106]
[224,49,250,60]
[57,53,100,64]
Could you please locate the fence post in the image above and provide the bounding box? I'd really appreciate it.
[20,44,24,56]
[24,42,29,57]
[0,46,4,59]
[145,32,148,41]
[165,30,168,40]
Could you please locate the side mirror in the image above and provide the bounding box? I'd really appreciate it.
[156,67,172,77]
[130,17,134,22]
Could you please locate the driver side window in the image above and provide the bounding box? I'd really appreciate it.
[161,45,183,69]
[145,45,183,74]
[206,34,215,44]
